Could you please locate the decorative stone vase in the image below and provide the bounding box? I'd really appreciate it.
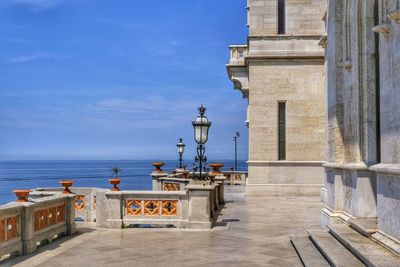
[152,162,165,173]
[209,163,224,175]
[108,178,121,191]
[13,189,32,202]
[59,180,74,194]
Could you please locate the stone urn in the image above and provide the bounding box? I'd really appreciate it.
[108,178,121,191]
[209,163,224,175]
[59,180,74,194]
[152,162,165,173]
[182,171,190,179]
[13,189,32,202]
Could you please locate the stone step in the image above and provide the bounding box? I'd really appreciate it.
[349,218,378,237]
[307,229,364,267]
[328,224,400,267]
[290,235,330,267]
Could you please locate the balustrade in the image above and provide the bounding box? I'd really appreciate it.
[229,45,248,64]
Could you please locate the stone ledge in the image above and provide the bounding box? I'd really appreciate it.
[369,163,400,176]
[323,162,369,171]
[248,160,324,167]
[245,50,324,60]
[245,184,322,197]
[371,230,400,255]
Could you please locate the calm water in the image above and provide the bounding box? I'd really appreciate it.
[0,160,247,204]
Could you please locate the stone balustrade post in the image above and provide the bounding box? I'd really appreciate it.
[185,184,217,229]
[151,173,168,191]
[65,195,76,235]
[21,202,36,255]
[214,175,226,204]
[96,190,122,229]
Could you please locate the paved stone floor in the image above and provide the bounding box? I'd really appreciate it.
[5,186,323,267]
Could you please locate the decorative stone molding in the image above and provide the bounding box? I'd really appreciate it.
[369,163,400,176]
[248,160,324,167]
[322,161,369,171]
[318,34,327,48]
[388,10,400,24]
[372,23,391,37]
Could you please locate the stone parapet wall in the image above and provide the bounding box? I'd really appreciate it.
[0,194,75,262]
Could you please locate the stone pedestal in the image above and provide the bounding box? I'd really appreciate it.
[151,172,168,191]
[214,176,226,204]
[185,184,215,229]
[96,190,123,229]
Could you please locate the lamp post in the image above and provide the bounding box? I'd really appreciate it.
[192,105,212,180]
[233,132,240,171]
[176,138,185,169]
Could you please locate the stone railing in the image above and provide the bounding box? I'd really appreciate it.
[96,183,222,229]
[229,45,248,65]
[0,194,75,262]
[32,187,101,223]
[0,162,231,262]
[222,171,248,185]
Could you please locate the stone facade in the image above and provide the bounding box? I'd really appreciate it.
[227,0,327,196]
[322,0,400,254]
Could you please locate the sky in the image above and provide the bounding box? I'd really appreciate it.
[0,0,249,161]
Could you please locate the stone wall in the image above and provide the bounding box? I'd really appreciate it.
[227,0,327,196]
[247,0,325,36]
[322,0,400,253]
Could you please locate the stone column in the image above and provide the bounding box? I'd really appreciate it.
[185,184,215,229]
[20,202,36,255]
[65,195,76,235]
[151,173,168,191]
[96,190,122,229]
[214,176,226,204]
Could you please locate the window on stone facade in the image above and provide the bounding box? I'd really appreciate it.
[278,102,286,160]
[278,0,285,34]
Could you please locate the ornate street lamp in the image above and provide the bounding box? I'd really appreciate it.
[176,138,185,169]
[192,105,212,180]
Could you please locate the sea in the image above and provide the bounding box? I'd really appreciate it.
[0,160,247,205]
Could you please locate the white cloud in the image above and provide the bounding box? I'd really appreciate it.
[8,53,50,63]
[6,0,67,12]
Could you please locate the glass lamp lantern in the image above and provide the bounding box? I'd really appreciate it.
[192,105,211,145]
[177,138,185,155]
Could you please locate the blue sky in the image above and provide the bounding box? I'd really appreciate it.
[0,0,248,161]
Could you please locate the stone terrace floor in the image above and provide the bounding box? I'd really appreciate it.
[5,186,324,267]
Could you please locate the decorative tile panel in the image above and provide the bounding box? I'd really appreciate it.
[126,200,142,215]
[56,204,65,223]
[144,200,160,216]
[0,219,5,243]
[74,195,85,210]
[6,216,19,240]
[48,207,57,226]
[162,201,177,216]
[163,183,180,191]
[39,209,49,230]
[34,204,66,232]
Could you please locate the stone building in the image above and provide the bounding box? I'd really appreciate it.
[226,0,327,196]
[322,0,400,256]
